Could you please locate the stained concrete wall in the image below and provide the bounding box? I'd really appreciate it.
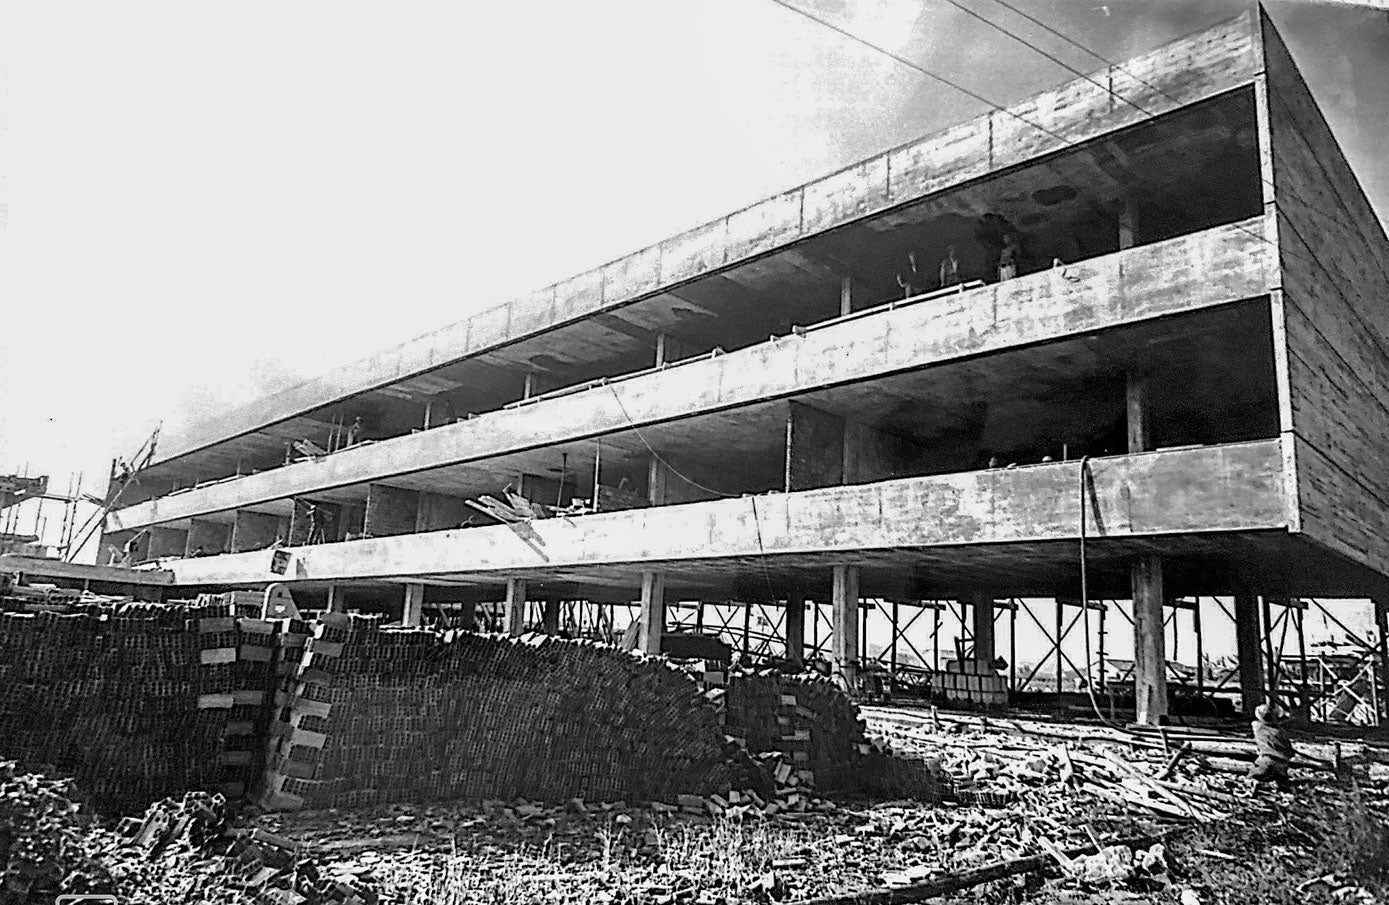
[364,484,419,538]
[111,220,1277,534]
[416,491,474,532]
[1263,16,1389,579]
[185,519,230,556]
[787,403,845,490]
[147,526,189,560]
[231,510,281,553]
[150,12,1263,469]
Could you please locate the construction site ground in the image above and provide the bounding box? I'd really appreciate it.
[22,705,1386,905]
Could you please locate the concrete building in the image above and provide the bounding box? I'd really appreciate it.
[102,11,1389,725]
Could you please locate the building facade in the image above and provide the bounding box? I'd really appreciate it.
[103,11,1389,724]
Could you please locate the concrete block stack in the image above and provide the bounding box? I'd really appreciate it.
[935,659,1009,708]
[261,619,735,811]
[0,600,247,814]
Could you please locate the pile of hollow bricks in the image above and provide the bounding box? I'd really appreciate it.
[0,599,273,814]
[261,617,737,811]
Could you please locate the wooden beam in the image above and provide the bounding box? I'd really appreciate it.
[1132,554,1168,725]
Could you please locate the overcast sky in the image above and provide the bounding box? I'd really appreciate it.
[0,0,1385,592]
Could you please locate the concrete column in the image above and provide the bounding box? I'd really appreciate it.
[785,598,806,666]
[458,600,477,632]
[647,455,668,506]
[1118,199,1138,250]
[840,275,853,316]
[1375,596,1389,721]
[1234,592,1266,717]
[326,583,343,613]
[971,592,996,663]
[503,578,527,636]
[1126,371,1149,454]
[832,565,860,686]
[1131,554,1168,725]
[402,583,425,628]
[542,599,561,635]
[523,373,538,400]
[639,571,666,655]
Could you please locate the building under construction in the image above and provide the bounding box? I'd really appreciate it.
[98,10,1389,727]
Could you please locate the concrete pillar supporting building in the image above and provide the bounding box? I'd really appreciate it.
[785,597,806,666]
[326,583,343,613]
[832,565,860,687]
[503,578,527,636]
[1118,199,1138,250]
[1126,371,1149,453]
[639,571,667,655]
[839,275,853,316]
[402,583,425,628]
[1375,596,1389,721]
[1234,592,1266,716]
[647,455,668,506]
[971,592,996,663]
[1131,554,1168,725]
[542,599,561,635]
[458,600,477,632]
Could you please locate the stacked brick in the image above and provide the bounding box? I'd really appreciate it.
[723,672,872,794]
[262,618,735,811]
[935,658,1009,708]
[0,600,261,815]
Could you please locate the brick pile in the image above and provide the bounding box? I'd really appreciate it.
[0,599,271,815]
[723,672,871,794]
[262,618,736,811]
[935,658,1009,708]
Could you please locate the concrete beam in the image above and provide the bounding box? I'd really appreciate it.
[639,572,666,655]
[1132,554,1168,725]
[110,220,1276,533]
[402,582,425,627]
[148,13,1261,471]
[503,578,527,636]
[160,441,1289,586]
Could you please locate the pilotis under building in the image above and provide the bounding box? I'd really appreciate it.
[100,10,1389,726]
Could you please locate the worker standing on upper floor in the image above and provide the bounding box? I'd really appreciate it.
[896,250,927,299]
[998,234,1020,282]
[939,245,963,288]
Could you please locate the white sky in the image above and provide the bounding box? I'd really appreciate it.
[0,1,1384,653]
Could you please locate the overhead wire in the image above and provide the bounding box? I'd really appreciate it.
[605,384,780,603]
[764,0,1389,722]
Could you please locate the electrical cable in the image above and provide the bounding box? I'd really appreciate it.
[605,383,780,602]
